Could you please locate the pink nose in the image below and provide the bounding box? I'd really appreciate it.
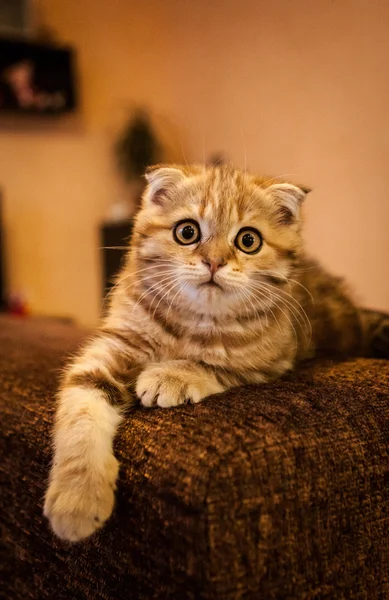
[202,259,226,275]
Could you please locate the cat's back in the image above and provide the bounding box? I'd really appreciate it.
[294,255,363,358]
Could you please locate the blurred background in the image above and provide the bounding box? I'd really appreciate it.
[0,0,388,326]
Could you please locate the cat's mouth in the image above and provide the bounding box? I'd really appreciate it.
[200,279,223,290]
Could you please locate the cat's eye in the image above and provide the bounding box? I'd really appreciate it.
[235,227,262,254]
[173,220,201,245]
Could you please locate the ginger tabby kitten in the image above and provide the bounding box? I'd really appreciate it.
[44,164,389,541]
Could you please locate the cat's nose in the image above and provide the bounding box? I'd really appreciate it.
[202,259,226,275]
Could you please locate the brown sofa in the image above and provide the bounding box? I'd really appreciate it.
[1,315,389,599]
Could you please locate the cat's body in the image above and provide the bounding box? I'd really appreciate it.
[44,164,388,542]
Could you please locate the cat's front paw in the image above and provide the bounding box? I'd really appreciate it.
[44,453,118,542]
[136,362,224,408]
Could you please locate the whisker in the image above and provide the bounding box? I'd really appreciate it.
[100,263,176,311]
[251,281,308,328]
[246,285,285,338]
[235,286,267,342]
[122,267,176,290]
[136,278,180,318]
[181,141,190,169]
[251,275,312,319]
[152,279,183,321]
[115,261,181,285]
[249,280,312,347]
[261,282,312,335]
[130,273,179,313]
[248,284,299,348]
[258,269,315,304]
[123,270,177,294]
[248,281,305,327]
[166,281,188,320]
[240,127,247,180]
[103,266,177,312]
[98,246,129,251]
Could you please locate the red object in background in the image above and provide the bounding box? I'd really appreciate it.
[8,293,29,316]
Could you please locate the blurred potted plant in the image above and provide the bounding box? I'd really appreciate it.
[114,109,161,213]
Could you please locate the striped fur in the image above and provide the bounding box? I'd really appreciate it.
[44,164,388,541]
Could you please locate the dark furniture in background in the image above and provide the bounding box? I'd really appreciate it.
[100,220,133,297]
[0,194,6,309]
[1,316,388,599]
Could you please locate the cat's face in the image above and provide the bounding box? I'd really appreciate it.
[132,165,308,317]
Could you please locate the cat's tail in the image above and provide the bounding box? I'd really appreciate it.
[360,309,389,358]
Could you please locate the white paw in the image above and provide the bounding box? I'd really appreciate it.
[44,453,119,542]
[136,362,224,408]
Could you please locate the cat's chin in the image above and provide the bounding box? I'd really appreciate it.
[184,281,224,302]
[180,282,243,318]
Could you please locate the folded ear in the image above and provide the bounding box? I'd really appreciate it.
[144,165,186,206]
[266,182,310,225]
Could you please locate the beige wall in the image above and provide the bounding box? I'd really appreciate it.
[1,0,388,325]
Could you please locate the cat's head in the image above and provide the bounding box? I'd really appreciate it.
[131,164,310,317]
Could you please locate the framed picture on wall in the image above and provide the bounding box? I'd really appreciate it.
[0,38,78,115]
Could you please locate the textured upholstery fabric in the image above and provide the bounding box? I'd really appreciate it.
[0,315,388,599]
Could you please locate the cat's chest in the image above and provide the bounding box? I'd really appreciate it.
[170,336,229,365]
[159,318,263,368]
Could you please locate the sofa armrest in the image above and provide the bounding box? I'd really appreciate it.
[1,316,388,599]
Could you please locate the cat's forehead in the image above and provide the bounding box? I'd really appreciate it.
[185,166,258,229]
[202,165,248,199]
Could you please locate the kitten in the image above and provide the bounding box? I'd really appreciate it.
[44,164,388,542]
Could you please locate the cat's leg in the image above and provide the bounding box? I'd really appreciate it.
[136,360,226,408]
[44,331,146,542]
